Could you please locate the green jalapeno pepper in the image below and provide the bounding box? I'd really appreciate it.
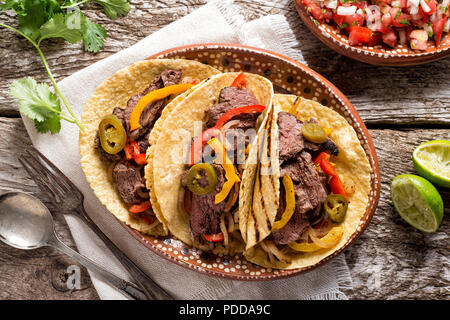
[302,123,327,144]
[186,163,218,195]
[324,194,348,223]
[98,114,127,154]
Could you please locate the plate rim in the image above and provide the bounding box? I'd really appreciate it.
[116,43,381,281]
[293,0,450,66]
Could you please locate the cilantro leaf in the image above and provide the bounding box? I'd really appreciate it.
[16,0,49,40]
[39,12,83,44]
[34,113,61,133]
[9,77,62,131]
[0,0,22,11]
[93,0,130,20]
[81,13,107,53]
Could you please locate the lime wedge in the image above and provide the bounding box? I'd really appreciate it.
[390,174,443,233]
[413,140,450,188]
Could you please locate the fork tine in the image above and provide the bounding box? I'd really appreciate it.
[19,154,67,200]
[19,157,57,202]
[26,149,70,193]
[27,148,79,193]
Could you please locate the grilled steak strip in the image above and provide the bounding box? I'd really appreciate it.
[272,112,332,245]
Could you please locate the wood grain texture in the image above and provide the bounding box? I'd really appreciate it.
[1,0,449,124]
[0,118,99,300]
[0,118,448,299]
[0,0,449,300]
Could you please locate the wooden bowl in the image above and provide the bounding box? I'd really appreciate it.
[118,43,381,280]
[294,0,450,66]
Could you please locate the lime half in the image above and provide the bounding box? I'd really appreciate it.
[413,140,450,188]
[390,174,443,233]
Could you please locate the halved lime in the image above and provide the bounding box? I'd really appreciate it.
[413,140,450,188]
[390,174,443,233]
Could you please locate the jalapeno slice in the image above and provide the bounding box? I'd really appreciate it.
[99,114,127,154]
[324,194,348,223]
[186,163,218,195]
[302,123,327,144]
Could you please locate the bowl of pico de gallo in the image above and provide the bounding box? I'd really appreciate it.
[294,0,450,65]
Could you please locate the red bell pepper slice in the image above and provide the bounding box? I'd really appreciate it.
[433,17,448,47]
[320,159,337,176]
[124,139,147,164]
[188,104,266,166]
[188,127,220,166]
[129,201,152,213]
[133,153,147,165]
[231,72,246,89]
[329,175,348,200]
[313,152,330,166]
[215,105,266,129]
[203,232,224,242]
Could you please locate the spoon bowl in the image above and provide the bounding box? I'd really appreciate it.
[0,192,53,250]
[0,192,148,300]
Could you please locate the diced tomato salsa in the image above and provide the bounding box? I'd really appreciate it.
[302,0,450,50]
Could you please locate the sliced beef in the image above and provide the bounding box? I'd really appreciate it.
[189,165,227,236]
[205,87,259,128]
[277,112,304,161]
[113,161,145,204]
[272,151,328,245]
[219,86,259,106]
[112,107,126,129]
[125,69,182,141]
[93,131,123,162]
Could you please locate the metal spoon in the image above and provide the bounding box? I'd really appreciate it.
[0,192,147,300]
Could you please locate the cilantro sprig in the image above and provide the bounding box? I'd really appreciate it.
[0,0,130,133]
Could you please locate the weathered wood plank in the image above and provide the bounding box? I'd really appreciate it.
[342,128,450,300]
[1,0,449,124]
[0,117,99,300]
[0,118,448,299]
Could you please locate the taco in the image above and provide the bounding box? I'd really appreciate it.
[79,59,220,237]
[149,72,274,254]
[242,94,371,269]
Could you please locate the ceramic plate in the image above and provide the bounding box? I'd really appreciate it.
[118,43,381,280]
[294,0,450,66]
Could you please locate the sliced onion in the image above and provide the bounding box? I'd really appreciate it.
[220,213,229,248]
[337,5,357,16]
[420,0,431,12]
[260,240,292,263]
[409,0,420,7]
[326,0,338,9]
[221,119,241,132]
[308,226,341,248]
[392,0,401,7]
[137,187,150,199]
[409,5,419,15]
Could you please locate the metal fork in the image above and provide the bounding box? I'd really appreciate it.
[19,147,173,300]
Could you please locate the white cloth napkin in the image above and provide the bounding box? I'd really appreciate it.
[21,0,353,300]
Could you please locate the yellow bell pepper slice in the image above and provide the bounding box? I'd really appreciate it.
[207,138,240,204]
[130,83,194,131]
[272,174,296,230]
[288,226,344,252]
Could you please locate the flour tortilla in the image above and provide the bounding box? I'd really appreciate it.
[79,59,220,236]
[149,72,274,247]
[243,94,372,269]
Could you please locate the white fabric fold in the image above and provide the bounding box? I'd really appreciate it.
[21,0,353,300]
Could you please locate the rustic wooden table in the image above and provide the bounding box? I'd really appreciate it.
[0,0,449,300]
